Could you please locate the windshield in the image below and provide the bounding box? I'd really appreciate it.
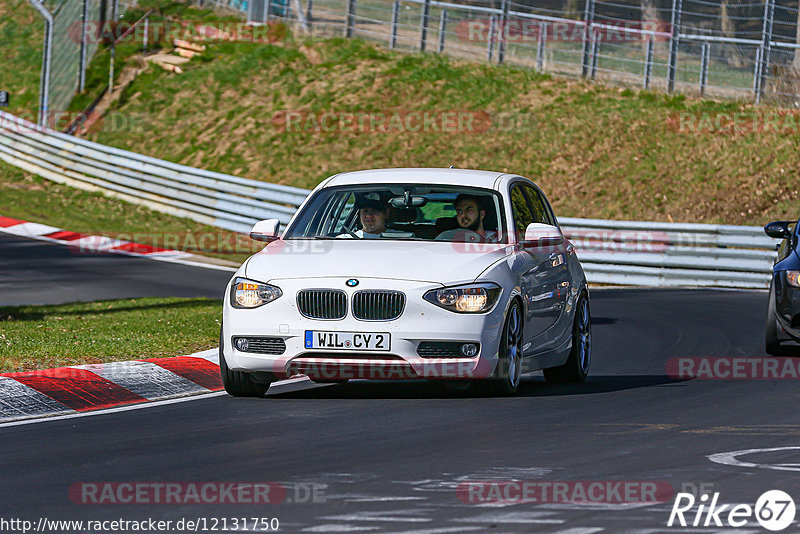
[284,184,507,243]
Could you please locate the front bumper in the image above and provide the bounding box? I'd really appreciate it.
[222,277,507,380]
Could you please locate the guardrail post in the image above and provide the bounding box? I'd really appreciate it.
[753,46,763,102]
[390,1,399,49]
[306,0,313,33]
[581,0,595,77]
[345,0,356,38]
[420,0,431,51]
[109,0,118,95]
[99,0,106,36]
[758,0,775,103]
[643,36,654,89]
[667,0,682,92]
[26,0,53,126]
[590,31,599,79]
[699,42,710,95]
[487,16,496,63]
[79,0,88,92]
[498,0,510,64]
[536,22,546,71]
[437,8,447,53]
[142,15,149,54]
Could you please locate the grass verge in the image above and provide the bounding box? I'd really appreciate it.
[0,297,221,372]
[0,0,44,118]
[69,0,248,114]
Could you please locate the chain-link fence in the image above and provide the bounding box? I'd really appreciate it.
[29,0,131,125]
[29,0,800,119]
[241,0,800,106]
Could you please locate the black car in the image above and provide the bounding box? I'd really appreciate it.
[765,218,800,355]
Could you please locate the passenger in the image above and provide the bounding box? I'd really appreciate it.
[438,194,497,242]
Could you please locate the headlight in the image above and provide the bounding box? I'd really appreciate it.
[424,283,502,313]
[787,271,800,288]
[230,277,282,309]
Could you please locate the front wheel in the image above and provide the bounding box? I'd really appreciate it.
[544,293,591,383]
[766,281,787,356]
[480,300,524,396]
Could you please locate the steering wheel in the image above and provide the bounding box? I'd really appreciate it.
[341,221,360,239]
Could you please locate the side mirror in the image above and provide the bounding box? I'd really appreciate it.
[521,223,564,249]
[250,219,281,242]
[764,221,792,240]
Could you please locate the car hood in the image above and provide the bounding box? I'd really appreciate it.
[245,239,511,284]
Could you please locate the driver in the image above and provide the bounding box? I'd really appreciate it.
[356,194,390,238]
[438,194,497,241]
[343,192,413,239]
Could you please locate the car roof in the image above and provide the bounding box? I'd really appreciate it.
[324,168,509,189]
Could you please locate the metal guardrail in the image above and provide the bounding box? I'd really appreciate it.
[558,217,778,288]
[0,110,307,233]
[0,109,779,289]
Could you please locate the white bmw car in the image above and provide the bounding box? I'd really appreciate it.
[220,168,591,396]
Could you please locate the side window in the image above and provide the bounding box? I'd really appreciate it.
[316,192,356,235]
[510,185,534,240]
[521,185,553,225]
[331,193,357,234]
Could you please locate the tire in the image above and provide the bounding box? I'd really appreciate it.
[481,300,524,396]
[544,292,591,383]
[219,327,272,397]
[766,281,788,356]
[766,283,782,355]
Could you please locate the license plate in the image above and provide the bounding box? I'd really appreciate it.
[304,331,390,351]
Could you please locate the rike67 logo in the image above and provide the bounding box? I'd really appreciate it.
[668,490,796,531]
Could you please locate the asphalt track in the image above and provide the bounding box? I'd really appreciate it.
[0,233,232,305]
[3,234,800,532]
